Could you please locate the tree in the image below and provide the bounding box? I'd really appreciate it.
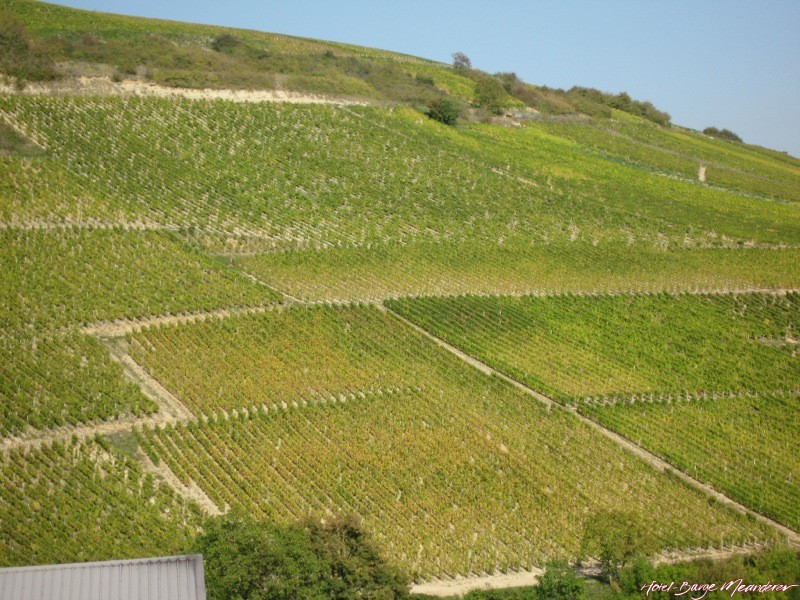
[193,511,327,600]
[452,51,472,71]
[193,512,410,600]
[474,76,508,115]
[426,97,460,126]
[580,510,655,584]
[306,514,410,599]
[536,560,585,600]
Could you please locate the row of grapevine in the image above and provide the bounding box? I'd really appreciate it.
[0,438,201,567]
[0,330,155,437]
[454,119,800,247]
[0,228,275,330]
[3,96,797,254]
[580,393,800,530]
[386,292,800,403]
[135,383,771,580]
[237,241,800,303]
[127,304,470,417]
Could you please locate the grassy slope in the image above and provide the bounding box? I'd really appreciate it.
[1,0,469,101]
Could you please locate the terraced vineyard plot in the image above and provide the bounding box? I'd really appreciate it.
[581,395,800,531]
[0,228,275,329]
[457,122,800,246]
[0,438,200,567]
[0,330,155,438]
[130,304,772,578]
[530,113,800,203]
[386,292,800,403]
[136,386,771,580]
[237,242,800,302]
[128,305,453,416]
[0,96,565,248]
[5,96,798,255]
[0,155,119,224]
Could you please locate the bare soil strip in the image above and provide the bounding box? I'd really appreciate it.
[412,543,772,597]
[138,451,222,516]
[103,337,193,420]
[0,413,173,453]
[81,303,284,337]
[0,77,369,106]
[411,567,544,597]
[383,306,800,550]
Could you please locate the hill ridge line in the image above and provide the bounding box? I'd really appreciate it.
[382,305,800,549]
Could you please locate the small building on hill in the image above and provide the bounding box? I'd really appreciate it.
[0,554,206,600]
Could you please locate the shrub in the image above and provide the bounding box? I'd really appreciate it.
[0,12,57,86]
[536,560,585,600]
[580,510,655,584]
[474,76,509,115]
[426,97,460,126]
[703,127,743,143]
[211,33,240,53]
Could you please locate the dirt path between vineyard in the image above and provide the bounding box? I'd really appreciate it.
[411,542,771,597]
[383,306,800,550]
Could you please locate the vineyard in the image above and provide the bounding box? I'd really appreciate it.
[580,394,800,531]
[237,242,800,302]
[127,305,435,417]
[126,304,771,578]
[2,97,799,256]
[0,228,275,329]
[385,292,800,403]
[0,329,155,437]
[530,111,800,203]
[0,438,201,567]
[1,0,800,585]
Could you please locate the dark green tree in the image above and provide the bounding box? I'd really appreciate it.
[580,510,655,584]
[474,76,508,115]
[426,97,460,126]
[193,511,327,600]
[536,560,585,600]
[194,512,410,600]
[306,514,410,599]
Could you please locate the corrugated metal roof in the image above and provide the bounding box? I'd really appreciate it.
[0,554,206,600]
